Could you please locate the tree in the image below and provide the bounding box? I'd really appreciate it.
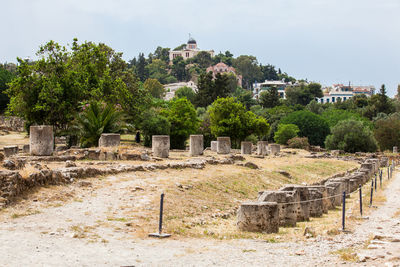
[140,109,170,147]
[280,110,330,146]
[260,64,279,81]
[325,119,378,153]
[208,97,269,147]
[231,87,257,110]
[374,113,400,151]
[175,86,196,104]
[259,87,280,108]
[135,53,148,82]
[7,39,149,131]
[232,55,263,89]
[193,51,213,68]
[172,56,187,81]
[274,124,300,145]
[0,65,15,113]
[73,102,124,148]
[143,78,165,99]
[145,59,173,84]
[162,98,199,149]
[153,46,170,63]
[321,109,371,128]
[194,72,231,107]
[285,83,323,106]
[306,100,324,114]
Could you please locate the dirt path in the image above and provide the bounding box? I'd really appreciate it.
[1,170,400,266]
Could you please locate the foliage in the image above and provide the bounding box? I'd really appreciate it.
[193,51,213,68]
[306,100,324,114]
[162,98,199,149]
[321,109,371,128]
[285,83,323,106]
[363,84,394,119]
[213,51,234,66]
[374,113,400,151]
[208,97,269,147]
[325,119,378,153]
[145,59,175,84]
[231,87,257,110]
[175,86,196,104]
[172,56,187,81]
[135,53,148,82]
[280,110,330,146]
[140,109,170,147]
[194,72,231,107]
[287,137,310,149]
[259,87,280,108]
[0,65,15,113]
[143,78,165,99]
[274,124,300,145]
[74,102,124,148]
[7,39,149,131]
[232,55,262,89]
[260,64,279,81]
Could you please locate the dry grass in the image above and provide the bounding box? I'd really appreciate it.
[0,132,28,149]
[331,248,359,262]
[19,164,39,179]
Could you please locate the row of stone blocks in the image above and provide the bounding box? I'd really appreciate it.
[237,158,381,233]
[210,139,280,155]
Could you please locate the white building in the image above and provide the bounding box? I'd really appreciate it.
[252,80,290,99]
[318,84,375,104]
[169,38,214,62]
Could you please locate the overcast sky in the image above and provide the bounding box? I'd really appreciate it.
[2,0,399,95]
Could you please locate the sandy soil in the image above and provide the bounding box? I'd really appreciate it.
[0,163,399,266]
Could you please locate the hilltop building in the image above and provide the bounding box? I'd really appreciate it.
[169,37,214,62]
[206,62,242,87]
[318,84,375,103]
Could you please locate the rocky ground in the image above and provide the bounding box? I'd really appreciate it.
[0,161,398,266]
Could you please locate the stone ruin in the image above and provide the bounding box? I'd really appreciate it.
[189,135,204,156]
[152,135,170,158]
[241,141,252,155]
[237,158,382,233]
[30,125,54,156]
[257,141,268,156]
[217,137,231,154]
[98,133,120,147]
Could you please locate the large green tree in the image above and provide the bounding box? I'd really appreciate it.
[259,87,280,108]
[194,72,231,107]
[374,113,400,151]
[143,78,165,99]
[208,97,269,147]
[232,55,263,89]
[0,65,15,113]
[285,83,323,106]
[280,110,330,146]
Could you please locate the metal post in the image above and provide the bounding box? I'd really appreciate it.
[158,193,164,234]
[342,191,346,231]
[359,185,363,216]
[369,179,374,207]
[374,174,377,192]
[148,193,171,238]
[380,171,382,188]
[388,167,390,180]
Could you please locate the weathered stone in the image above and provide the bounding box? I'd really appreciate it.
[258,191,297,227]
[217,137,231,154]
[22,144,30,154]
[55,145,68,152]
[3,146,18,157]
[0,152,4,161]
[30,125,54,156]
[189,135,204,156]
[237,202,279,233]
[279,185,310,222]
[65,160,76,168]
[393,146,398,153]
[119,153,141,161]
[257,141,268,156]
[87,149,101,160]
[152,135,170,158]
[269,144,281,155]
[244,161,259,169]
[98,133,120,148]
[241,141,252,155]
[210,141,218,152]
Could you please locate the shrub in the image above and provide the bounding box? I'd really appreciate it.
[321,109,371,128]
[140,110,170,147]
[74,102,124,148]
[274,124,300,145]
[374,113,400,151]
[175,86,196,104]
[325,119,378,153]
[280,110,330,147]
[287,137,310,149]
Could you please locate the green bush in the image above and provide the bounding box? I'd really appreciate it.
[274,124,300,145]
[321,109,371,128]
[287,137,310,149]
[325,119,378,153]
[140,110,170,147]
[280,110,330,147]
[374,113,400,151]
[163,98,199,149]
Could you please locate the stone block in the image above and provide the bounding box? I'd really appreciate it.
[307,186,329,214]
[22,144,30,154]
[241,141,252,155]
[394,146,398,153]
[324,182,342,208]
[98,133,120,148]
[237,202,279,233]
[152,135,170,158]
[269,144,281,155]
[3,145,19,157]
[217,137,231,154]
[210,141,218,152]
[189,135,204,156]
[279,185,310,222]
[87,149,101,160]
[258,190,297,227]
[30,125,54,156]
[257,141,268,156]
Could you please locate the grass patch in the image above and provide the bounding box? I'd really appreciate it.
[11,209,41,218]
[331,248,358,262]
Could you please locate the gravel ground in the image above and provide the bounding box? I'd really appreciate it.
[1,170,400,266]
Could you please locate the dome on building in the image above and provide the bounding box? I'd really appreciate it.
[187,37,197,44]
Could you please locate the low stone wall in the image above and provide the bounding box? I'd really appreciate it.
[237,158,382,233]
[0,116,25,132]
